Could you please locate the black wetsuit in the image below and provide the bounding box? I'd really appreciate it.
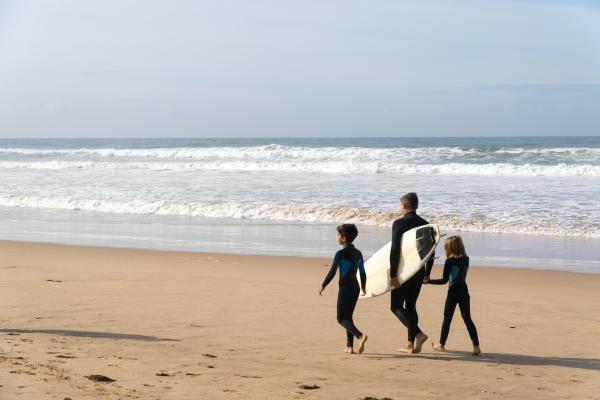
[322,244,366,347]
[389,211,434,342]
[429,256,479,346]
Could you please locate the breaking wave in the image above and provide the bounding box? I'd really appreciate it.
[0,194,597,238]
[1,160,599,177]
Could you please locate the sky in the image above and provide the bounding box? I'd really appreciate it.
[0,0,599,138]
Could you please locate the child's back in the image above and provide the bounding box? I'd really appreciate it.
[428,236,480,356]
[429,255,469,288]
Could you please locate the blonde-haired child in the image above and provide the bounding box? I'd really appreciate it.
[427,236,481,355]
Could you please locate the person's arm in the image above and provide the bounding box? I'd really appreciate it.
[424,250,435,283]
[358,252,367,293]
[428,259,450,285]
[321,252,340,289]
[389,220,403,279]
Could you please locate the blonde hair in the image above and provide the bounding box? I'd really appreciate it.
[444,236,467,259]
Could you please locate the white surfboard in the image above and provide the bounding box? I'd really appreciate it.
[358,224,440,299]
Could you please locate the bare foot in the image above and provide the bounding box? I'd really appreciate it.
[344,347,355,354]
[472,346,481,356]
[413,333,428,354]
[431,342,445,351]
[358,335,368,354]
[397,343,414,354]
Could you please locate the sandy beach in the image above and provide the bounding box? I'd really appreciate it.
[1,240,599,399]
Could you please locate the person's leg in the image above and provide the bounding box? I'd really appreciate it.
[438,290,458,347]
[405,272,428,353]
[344,285,368,353]
[404,272,424,342]
[391,282,423,353]
[457,288,480,353]
[390,286,416,332]
[338,287,352,351]
[346,330,354,349]
[338,285,363,349]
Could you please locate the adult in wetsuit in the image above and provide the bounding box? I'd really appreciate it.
[389,192,432,354]
[428,238,480,355]
[320,224,368,353]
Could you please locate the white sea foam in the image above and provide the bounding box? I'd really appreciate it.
[2,145,600,161]
[0,194,597,238]
[0,145,475,159]
[1,140,599,241]
[1,160,599,177]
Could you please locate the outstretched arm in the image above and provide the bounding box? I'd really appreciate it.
[428,259,450,285]
[425,250,435,277]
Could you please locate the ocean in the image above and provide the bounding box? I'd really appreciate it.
[1,137,599,272]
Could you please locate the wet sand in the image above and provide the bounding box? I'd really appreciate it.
[1,240,599,399]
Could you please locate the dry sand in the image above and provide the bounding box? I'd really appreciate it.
[1,240,599,399]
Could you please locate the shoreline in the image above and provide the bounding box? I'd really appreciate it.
[2,238,599,275]
[1,240,599,399]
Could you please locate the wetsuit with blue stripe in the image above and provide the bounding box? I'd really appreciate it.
[429,256,479,346]
[322,244,366,347]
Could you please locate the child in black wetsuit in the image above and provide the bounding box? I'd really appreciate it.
[427,236,481,355]
[319,224,368,354]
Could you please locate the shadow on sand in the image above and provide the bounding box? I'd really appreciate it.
[365,350,600,372]
[1,328,179,342]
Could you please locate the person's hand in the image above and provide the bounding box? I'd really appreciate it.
[319,287,325,296]
[361,289,366,296]
[390,277,401,288]
[423,276,430,284]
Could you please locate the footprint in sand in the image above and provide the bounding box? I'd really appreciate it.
[537,387,555,392]
[55,354,76,359]
[85,374,115,383]
[298,384,320,390]
[362,397,395,400]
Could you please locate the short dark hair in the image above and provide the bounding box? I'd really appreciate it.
[401,192,419,210]
[337,223,358,243]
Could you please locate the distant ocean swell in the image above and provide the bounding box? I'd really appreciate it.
[1,144,600,177]
[1,194,597,238]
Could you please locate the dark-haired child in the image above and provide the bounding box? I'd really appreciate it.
[319,223,368,354]
[427,235,481,355]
